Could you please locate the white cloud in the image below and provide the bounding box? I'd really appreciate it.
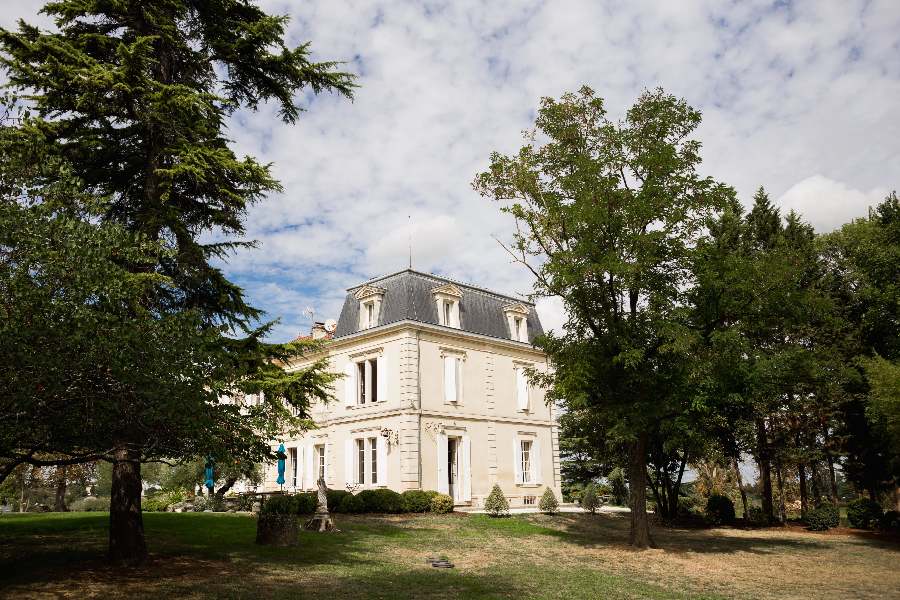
[776,175,887,232]
[4,0,900,340]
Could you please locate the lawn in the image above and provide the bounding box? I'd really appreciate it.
[1,511,897,599]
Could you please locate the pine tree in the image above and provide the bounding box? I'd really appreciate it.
[0,1,353,565]
[484,484,510,517]
[539,487,559,514]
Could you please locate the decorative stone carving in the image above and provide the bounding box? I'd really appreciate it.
[304,477,338,532]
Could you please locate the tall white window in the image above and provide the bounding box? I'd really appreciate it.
[444,355,462,403]
[432,285,461,328]
[514,316,524,341]
[515,366,530,411]
[289,447,298,488]
[345,354,387,407]
[316,445,325,481]
[520,440,532,483]
[369,437,378,485]
[356,439,365,484]
[504,304,530,341]
[355,286,384,330]
[356,358,379,404]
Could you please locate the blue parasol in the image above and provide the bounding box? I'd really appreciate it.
[204,458,215,495]
[276,443,286,488]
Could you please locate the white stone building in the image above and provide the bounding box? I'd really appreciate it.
[260,269,561,508]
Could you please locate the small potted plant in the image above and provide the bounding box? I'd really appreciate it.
[255,495,299,546]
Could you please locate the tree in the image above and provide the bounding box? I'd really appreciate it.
[0,0,353,564]
[474,87,733,547]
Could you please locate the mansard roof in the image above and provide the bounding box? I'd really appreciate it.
[333,269,544,342]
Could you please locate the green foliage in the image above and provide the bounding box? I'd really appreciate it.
[608,468,628,506]
[69,496,110,512]
[430,493,455,515]
[142,490,186,513]
[746,506,767,524]
[356,489,404,513]
[483,484,509,517]
[338,493,365,514]
[326,489,351,512]
[879,510,900,532]
[260,493,317,516]
[704,494,736,525]
[401,490,433,513]
[846,498,883,529]
[192,495,225,512]
[581,484,600,514]
[539,488,559,514]
[806,505,840,531]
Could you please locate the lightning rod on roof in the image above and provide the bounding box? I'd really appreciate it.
[408,214,413,269]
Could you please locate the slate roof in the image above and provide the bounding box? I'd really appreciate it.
[333,269,543,343]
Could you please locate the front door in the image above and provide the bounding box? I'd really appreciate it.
[447,437,459,502]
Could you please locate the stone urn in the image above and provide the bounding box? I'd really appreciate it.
[255,513,299,546]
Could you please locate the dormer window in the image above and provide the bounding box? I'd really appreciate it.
[503,303,530,342]
[432,283,462,329]
[354,285,386,330]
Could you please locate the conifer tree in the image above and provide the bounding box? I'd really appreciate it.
[0,1,353,564]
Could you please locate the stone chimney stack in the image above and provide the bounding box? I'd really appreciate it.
[311,321,327,339]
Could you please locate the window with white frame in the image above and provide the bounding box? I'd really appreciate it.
[443,352,463,403]
[344,353,387,407]
[432,283,462,328]
[356,358,379,404]
[369,437,378,485]
[316,444,326,481]
[288,447,298,488]
[520,439,532,483]
[356,439,365,484]
[355,285,385,330]
[504,303,530,342]
[351,436,381,486]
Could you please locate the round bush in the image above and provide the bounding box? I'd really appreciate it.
[401,490,432,513]
[746,505,767,524]
[806,505,840,531]
[580,484,600,514]
[356,488,404,513]
[705,494,736,525]
[326,489,351,512]
[847,498,882,529]
[296,492,318,515]
[430,493,454,514]
[338,493,365,513]
[879,510,899,533]
[539,488,559,514]
[261,494,297,515]
[483,484,509,517]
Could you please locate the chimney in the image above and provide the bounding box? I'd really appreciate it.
[311,321,327,339]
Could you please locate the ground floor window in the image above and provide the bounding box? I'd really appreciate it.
[520,440,532,483]
[316,444,325,481]
[289,447,298,488]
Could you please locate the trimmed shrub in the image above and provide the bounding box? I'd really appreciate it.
[879,510,899,533]
[539,488,559,514]
[746,505,767,524]
[338,493,365,514]
[357,489,404,513]
[430,493,454,514]
[296,492,318,514]
[581,484,600,514]
[608,468,628,505]
[235,493,257,512]
[260,494,296,515]
[705,494,736,525]
[847,498,882,529]
[70,496,110,512]
[401,490,432,513]
[484,484,509,517]
[326,489,351,512]
[806,505,840,531]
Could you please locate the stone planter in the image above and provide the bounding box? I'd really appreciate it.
[255,514,299,546]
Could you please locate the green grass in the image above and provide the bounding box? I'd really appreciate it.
[1,511,897,599]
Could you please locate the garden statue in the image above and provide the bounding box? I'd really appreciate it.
[304,477,337,532]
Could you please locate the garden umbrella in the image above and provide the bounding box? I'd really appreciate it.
[204,459,215,495]
[276,443,286,489]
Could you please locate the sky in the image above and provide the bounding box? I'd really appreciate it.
[3,1,899,341]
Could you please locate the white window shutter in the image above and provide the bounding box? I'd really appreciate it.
[435,299,444,325]
[455,357,462,402]
[531,438,541,484]
[444,356,456,403]
[345,439,354,485]
[377,353,387,402]
[436,433,449,494]
[516,368,529,411]
[304,443,314,488]
[460,435,472,502]
[376,435,387,485]
[323,444,329,482]
[344,362,356,406]
[513,437,522,484]
[451,301,460,328]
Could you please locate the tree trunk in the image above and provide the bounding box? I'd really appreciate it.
[215,477,238,498]
[669,457,686,519]
[810,462,822,506]
[894,480,900,512]
[628,433,655,549]
[774,460,787,523]
[109,447,147,565]
[755,418,773,522]
[54,465,68,512]
[732,456,749,520]
[798,462,808,518]
[824,449,839,506]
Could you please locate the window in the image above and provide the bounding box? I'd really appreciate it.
[289,447,298,488]
[504,304,529,341]
[443,301,451,326]
[443,354,462,403]
[356,358,379,404]
[520,440,532,484]
[514,317,523,341]
[355,286,385,330]
[369,437,378,485]
[432,284,461,328]
[364,301,375,328]
[316,445,325,481]
[515,367,530,411]
[523,495,536,506]
[356,439,365,485]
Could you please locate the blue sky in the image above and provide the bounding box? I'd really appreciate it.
[4,1,900,341]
